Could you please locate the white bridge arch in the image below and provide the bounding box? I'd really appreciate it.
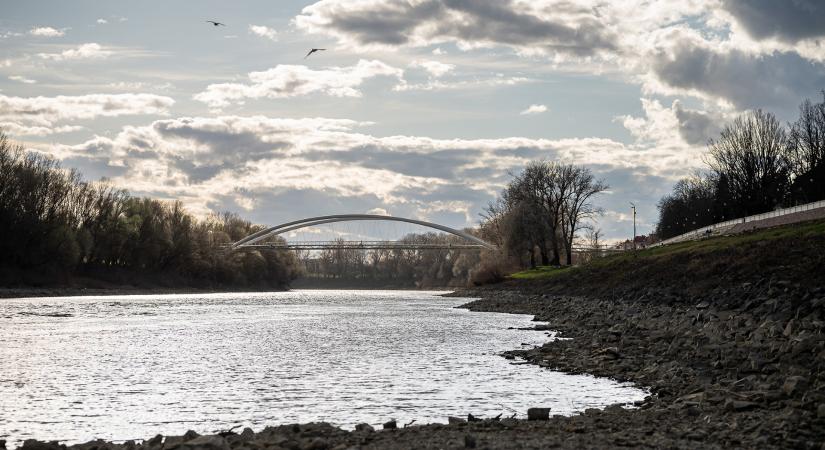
[231,214,496,251]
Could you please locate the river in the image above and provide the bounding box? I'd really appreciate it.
[0,290,645,446]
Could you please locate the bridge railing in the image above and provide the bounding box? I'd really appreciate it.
[654,199,825,247]
[233,240,489,250]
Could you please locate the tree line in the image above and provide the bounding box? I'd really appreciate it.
[297,233,488,287]
[479,161,609,269]
[656,93,825,239]
[0,132,301,288]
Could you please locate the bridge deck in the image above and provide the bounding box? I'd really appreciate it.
[235,240,487,250]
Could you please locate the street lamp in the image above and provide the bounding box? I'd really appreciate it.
[629,202,637,250]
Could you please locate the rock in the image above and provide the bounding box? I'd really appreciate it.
[819,404,825,419]
[355,423,374,433]
[0,440,5,450]
[146,435,164,447]
[784,319,795,337]
[303,438,328,450]
[534,324,551,331]
[186,436,229,450]
[383,419,397,430]
[240,428,255,441]
[527,407,551,420]
[596,347,622,360]
[464,434,477,448]
[467,413,482,422]
[448,416,467,425]
[20,441,63,450]
[696,301,710,310]
[783,376,808,397]
[724,399,759,412]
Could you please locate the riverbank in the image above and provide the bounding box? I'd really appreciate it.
[8,220,825,449]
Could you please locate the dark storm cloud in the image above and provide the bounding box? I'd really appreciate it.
[723,0,825,43]
[298,0,616,56]
[653,42,825,112]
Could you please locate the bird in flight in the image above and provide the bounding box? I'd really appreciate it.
[206,20,225,27]
[304,48,326,59]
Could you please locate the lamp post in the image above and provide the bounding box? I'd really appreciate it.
[630,202,637,250]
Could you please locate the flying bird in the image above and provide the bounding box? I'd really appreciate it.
[206,20,225,27]
[304,48,326,59]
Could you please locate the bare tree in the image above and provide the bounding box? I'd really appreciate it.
[707,110,791,216]
[788,92,825,203]
[559,166,608,265]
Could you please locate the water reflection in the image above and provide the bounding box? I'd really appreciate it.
[0,290,645,446]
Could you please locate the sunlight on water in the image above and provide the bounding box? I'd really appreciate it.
[0,290,645,446]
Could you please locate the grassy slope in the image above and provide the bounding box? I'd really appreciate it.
[504,218,825,300]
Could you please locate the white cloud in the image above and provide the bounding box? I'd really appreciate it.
[194,59,403,108]
[394,75,530,92]
[409,60,454,78]
[367,207,390,216]
[520,104,547,115]
[249,25,278,41]
[45,114,696,231]
[8,75,36,84]
[97,19,108,25]
[0,93,175,138]
[39,43,112,61]
[29,27,65,37]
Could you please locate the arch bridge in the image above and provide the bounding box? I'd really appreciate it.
[231,214,495,251]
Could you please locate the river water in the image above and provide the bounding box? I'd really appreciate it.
[0,290,645,446]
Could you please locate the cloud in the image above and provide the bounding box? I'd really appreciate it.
[295,0,618,56]
[29,27,65,37]
[97,19,108,25]
[520,104,547,115]
[8,75,36,84]
[646,30,825,111]
[0,93,174,137]
[45,114,699,236]
[367,207,390,216]
[394,74,530,92]
[721,0,825,43]
[0,122,83,137]
[672,101,723,146]
[39,43,112,61]
[249,25,278,41]
[409,60,454,78]
[194,59,403,108]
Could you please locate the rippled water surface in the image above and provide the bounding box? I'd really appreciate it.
[1,290,645,446]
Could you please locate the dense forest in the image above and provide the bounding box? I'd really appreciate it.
[656,93,825,239]
[0,132,301,289]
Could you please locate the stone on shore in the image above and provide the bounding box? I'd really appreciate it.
[382,420,397,430]
[527,408,551,420]
[354,423,374,433]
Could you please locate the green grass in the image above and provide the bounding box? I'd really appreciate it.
[508,265,572,280]
[505,218,825,283]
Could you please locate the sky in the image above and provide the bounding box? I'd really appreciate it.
[1,0,824,242]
